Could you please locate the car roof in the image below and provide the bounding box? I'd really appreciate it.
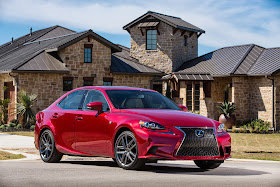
[75,86,156,92]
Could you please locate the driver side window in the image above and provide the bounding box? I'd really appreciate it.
[83,90,109,111]
[59,90,85,110]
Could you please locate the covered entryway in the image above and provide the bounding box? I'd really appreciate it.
[4,82,16,123]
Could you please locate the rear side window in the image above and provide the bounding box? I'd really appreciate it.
[59,90,85,110]
[83,90,109,111]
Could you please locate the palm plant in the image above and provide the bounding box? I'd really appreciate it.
[17,90,37,128]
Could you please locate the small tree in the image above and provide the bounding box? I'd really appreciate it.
[17,90,37,128]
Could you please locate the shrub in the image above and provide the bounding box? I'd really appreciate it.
[30,125,35,131]
[16,124,22,129]
[8,122,17,128]
[232,126,236,133]
[0,125,5,129]
[10,119,18,124]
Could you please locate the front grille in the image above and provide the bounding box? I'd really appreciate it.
[176,127,219,157]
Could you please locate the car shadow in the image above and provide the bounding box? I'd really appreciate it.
[60,160,270,176]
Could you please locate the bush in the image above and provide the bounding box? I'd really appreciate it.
[30,125,35,131]
[234,119,271,133]
[8,122,17,128]
[10,119,18,124]
[16,124,22,129]
[0,125,5,129]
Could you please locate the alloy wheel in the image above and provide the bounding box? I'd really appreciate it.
[115,133,137,167]
[39,131,54,160]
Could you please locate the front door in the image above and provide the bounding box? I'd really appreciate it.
[4,82,15,123]
[75,90,110,156]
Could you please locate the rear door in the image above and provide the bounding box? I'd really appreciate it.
[51,90,86,151]
[75,89,111,156]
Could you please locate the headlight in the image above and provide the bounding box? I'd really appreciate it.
[217,123,225,133]
[139,121,166,130]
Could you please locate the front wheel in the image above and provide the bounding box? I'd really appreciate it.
[39,129,63,163]
[194,160,223,169]
[114,131,146,170]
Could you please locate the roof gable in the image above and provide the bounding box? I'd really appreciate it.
[123,11,205,33]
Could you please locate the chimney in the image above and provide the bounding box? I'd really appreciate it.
[11,37,13,43]
[30,28,32,36]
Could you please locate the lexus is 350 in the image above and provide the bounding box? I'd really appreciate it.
[35,86,231,170]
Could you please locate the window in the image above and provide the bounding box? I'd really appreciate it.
[83,77,94,86]
[63,77,73,91]
[194,84,200,111]
[186,83,200,111]
[186,84,192,110]
[103,77,113,86]
[83,90,109,111]
[60,90,85,110]
[84,44,93,63]
[184,35,188,46]
[203,81,211,98]
[146,30,157,50]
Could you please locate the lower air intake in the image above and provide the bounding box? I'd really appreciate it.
[176,127,220,157]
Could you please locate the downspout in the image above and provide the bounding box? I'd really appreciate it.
[266,76,275,131]
[8,72,18,120]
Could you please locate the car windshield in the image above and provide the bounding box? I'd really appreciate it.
[106,90,181,110]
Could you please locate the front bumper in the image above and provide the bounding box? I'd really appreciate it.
[135,127,231,160]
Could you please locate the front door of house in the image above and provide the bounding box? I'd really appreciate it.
[4,82,15,123]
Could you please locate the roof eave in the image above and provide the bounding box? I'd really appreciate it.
[11,70,70,74]
[111,72,164,76]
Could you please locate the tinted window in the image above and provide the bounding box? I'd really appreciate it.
[106,90,180,110]
[61,90,85,110]
[84,47,92,63]
[63,80,73,91]
[83,90,109,111]
[146,30,157,50]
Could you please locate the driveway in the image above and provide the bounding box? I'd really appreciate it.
[0,159,280,187]
[0,133,279,187]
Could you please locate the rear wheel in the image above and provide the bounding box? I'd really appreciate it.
[39,129,63,163]
[194,160,223,169]
[114,131,146,170]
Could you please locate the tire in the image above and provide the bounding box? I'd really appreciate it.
[114,131,146,170]
[194,160,222,169]
[39,129,63,163]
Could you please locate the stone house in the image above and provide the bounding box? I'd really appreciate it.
[0,11,279,130]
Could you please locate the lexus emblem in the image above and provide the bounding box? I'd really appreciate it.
[195,130,204,138]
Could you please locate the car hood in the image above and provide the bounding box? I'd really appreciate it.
[121,109,215,128]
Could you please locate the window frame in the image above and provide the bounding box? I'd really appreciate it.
[63,77,73,91]
[146,29,157,50]
[57,89,86,110]
[84,44,93,63]
[82,89,111,112]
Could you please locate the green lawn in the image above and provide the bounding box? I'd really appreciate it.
[229,133,280,161]
[0,150,26,160]
[1,131,34,137]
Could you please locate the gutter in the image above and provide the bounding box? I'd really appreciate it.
[266,76,276,131]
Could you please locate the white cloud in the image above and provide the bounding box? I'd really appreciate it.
[0,0,279,48]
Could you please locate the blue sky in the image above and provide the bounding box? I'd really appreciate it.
[0,0,279,56]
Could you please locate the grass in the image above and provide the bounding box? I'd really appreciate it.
[229,133,280,161]
[0,150,26,160]
[0,131,34,137]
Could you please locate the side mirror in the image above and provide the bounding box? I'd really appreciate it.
[179,104,188,112]
[87,102,103,115]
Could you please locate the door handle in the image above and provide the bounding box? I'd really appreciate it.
[76,115,83,120]
[52,113,59,119]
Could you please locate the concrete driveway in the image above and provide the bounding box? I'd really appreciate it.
[0,159,280,187]
[0,133,279,187]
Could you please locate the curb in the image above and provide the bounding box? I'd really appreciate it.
[227,158,280,163]
[0,149,40,161]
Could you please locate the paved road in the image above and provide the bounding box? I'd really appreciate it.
[0,159,279,187]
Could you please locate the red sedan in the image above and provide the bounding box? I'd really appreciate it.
[35,86,231,170]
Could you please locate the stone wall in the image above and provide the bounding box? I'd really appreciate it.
[130,21,198,73]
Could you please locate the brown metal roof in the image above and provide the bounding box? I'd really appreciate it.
[162,73,213,81]
[124,11,205,33]
[176,44,280,76]
[138,22,159,28]
[17,51,69,72]
[111,45,163,75]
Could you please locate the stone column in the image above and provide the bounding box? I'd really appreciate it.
[180,81,186,106]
